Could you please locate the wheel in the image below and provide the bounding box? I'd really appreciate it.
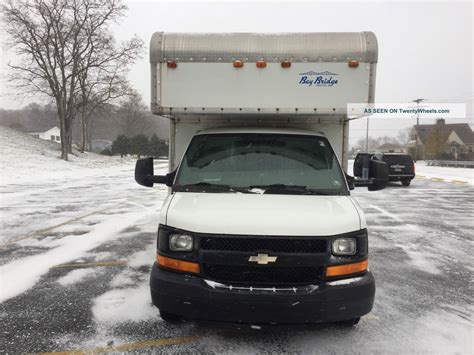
[401,179,411,186]
[335,317,360,327]
[160,310,182,323]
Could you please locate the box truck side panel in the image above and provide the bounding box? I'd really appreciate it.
[159,63,371,111]
[150,32,377,116]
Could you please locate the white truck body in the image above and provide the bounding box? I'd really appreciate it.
[149,32,378,171]
[141,32,382,324]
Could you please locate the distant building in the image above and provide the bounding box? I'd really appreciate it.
[29,126,61,143]
[408,119,474,160]
[376,143,406,154]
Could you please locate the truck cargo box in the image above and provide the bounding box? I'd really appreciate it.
[150,32,377,115]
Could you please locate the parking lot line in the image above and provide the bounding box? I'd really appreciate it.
[451,180,470,185]
[50,260,128,269]
[0,206,113,249]
[40,335,201,354]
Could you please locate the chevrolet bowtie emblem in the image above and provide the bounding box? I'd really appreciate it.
[248,253,277,265]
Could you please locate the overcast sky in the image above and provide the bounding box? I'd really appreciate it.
[1,0,472,144]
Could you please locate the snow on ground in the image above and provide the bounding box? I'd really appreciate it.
[414,161,474,185]
[0,126,136,185]
[92,281,159,324]
[0,126,169,301]
[57,268,97,286]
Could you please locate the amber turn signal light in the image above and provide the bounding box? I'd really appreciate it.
[325,259,368,277]
[157,254,200,274]
[348,60,359,68]
[167,61,177,69]
[233,60,244,68]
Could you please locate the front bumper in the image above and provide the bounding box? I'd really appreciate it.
[150,263,375,324]
[389,173,415,181]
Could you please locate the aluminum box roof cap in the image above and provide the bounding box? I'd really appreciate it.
[150,32,378,64]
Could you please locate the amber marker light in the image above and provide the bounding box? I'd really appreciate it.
[256,60,267,68]
[325,259,368,277]
[167,61,177,69]
[233,60,244,68]
[348,60,359,68]
[157,254,200,274]
[281,61,291,68]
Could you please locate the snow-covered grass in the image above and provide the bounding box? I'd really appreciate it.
[0,125,136,185]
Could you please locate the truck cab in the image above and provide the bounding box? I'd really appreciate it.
[135,32,388,324]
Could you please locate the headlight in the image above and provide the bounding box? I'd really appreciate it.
[169,234,193,251]
[332,238,356,255]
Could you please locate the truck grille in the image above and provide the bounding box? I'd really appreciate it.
[200,236,327,253]
[202,264,323,286]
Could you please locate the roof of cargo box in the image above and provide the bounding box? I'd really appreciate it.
[150,32,378,63]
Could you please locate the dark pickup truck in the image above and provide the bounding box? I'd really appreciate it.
[354,153,415,186]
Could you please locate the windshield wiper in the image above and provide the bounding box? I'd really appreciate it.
[248,184,338,195]
[174,182,250,193]
[174,182,233,192]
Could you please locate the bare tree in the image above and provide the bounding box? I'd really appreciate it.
[76,22,142,152]
[354,135,402,152]
[116,91,152,137]
[2,0,143,160]
[397,127,412,146]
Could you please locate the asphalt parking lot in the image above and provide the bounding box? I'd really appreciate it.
[0,163,472,354]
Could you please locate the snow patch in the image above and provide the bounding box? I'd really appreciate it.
[57,268,96,286]
[109,269,137,288]
[92,282,158,323]
[0,211,153,303]
[127,244,155,268]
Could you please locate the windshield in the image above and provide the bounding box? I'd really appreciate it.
[174,133,348,195]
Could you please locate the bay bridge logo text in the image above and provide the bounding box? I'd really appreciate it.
[298,71,339,87]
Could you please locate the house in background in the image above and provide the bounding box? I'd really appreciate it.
[408,119,474,160]
[376,143,406,154]
[29,126,61,143]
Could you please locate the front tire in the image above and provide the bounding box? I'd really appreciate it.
[160,310,182,323]
[401,179,411,186]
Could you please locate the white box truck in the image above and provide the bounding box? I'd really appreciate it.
[135,32,389,325]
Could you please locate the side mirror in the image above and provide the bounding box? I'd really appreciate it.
[367,159,389,191]
[135,157,175,187]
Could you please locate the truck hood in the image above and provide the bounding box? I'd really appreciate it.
[165,193,362,236]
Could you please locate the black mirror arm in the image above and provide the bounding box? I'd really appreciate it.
[148,170,176,187]
[353,178,371,187]
[149,175,168,184]
[345,173,355,190]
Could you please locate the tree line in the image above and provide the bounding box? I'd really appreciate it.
[0,97,169,146]
[2,0,144,160]
[112,134,168,158]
